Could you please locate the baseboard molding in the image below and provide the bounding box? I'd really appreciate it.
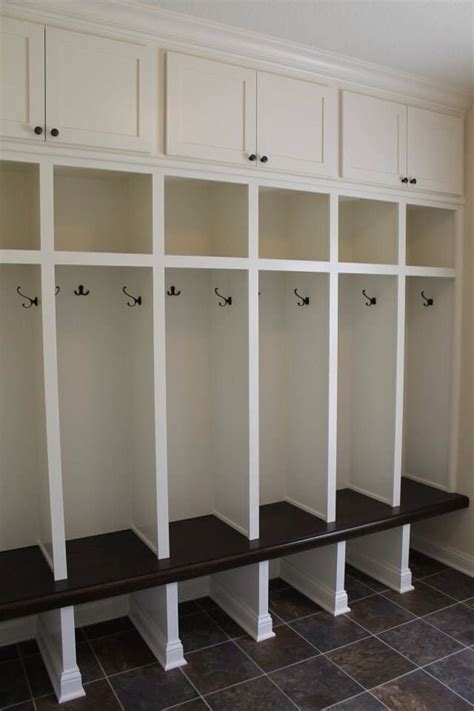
[178,576,211,602]
[129,597,186,671]
[284,496,327,521]
[346,484,392,506]
[281,559,350,616]
[37,617,84,703]
[211,578,275,641]
[411,536,474,577]
[0,615,37,647]
[347,551,414,593]
[75,595,130,627]
[131,524,158,556]
[213,510,249,537]
[403,474,449,492]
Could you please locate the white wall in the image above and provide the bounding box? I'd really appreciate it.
[165,269,250,535]
[259,271,329,519]
[0,265,50,551]
[56,266,156,545]
[413,104,474,574]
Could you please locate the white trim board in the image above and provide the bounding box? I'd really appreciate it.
[1,0,471,110]
[411,536,474,577]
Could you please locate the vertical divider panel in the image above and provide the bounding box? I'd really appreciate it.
[152,170,170,558]
[449,206,463,492]
[39,160,67,580]
[393,201,406,506]
[248,183,259,539]
[327,192,339,522]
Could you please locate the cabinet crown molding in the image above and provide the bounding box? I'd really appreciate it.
[1,0,472,112]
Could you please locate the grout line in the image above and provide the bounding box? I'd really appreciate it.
[422,655,474,707]
[15,644,35,709]
[83,635,124,710]
[417,577,473,603]
[177,665,212,710]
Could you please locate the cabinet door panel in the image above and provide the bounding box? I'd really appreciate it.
[342,92,407,187]
[45,28,152,152]
[166,52,257,164]
[407,107,463,195]
[257,72,337,176]
[0,17,45,140]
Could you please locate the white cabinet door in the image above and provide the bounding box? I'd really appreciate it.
[166,52,257,165]
[407,107,463,194]
[45,28,152,152]
[342,92,407,188]
[257,72,337,176]
[0,17,45,141]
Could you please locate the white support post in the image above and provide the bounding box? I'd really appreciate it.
[37,607,84,703]
[39,160,68,580]
[248,182,260,540]
[130,583,186,670]
[327,193,339,522]
[211,562,275,641]
[393,201,407,506]
[346,524,414,593]
[281,542,349,616]
[152,170,170,559]
[448,205,463,492]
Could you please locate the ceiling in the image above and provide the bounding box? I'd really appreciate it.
[149,0,474,92]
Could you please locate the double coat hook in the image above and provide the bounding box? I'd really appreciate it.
[167,285,181,296]
[17,286,38,308]
[122,286,142,307]
[214,287,232,307]
[294,288,310,306]
[421,291,434,307]
[74,284,90,296]
[362,289,377,306]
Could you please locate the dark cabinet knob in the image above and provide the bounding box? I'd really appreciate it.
[248,154,257,162]
[34,126,43,135]
[260,155,269,163]
[50,128,59,137]
[410,178,417,185]
[401,177,409,183]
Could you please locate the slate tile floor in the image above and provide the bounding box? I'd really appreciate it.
[1,551,473,710]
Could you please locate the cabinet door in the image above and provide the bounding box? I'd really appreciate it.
[257,72,337,176]
[166,52,257,165]
[45,28,152,152]
[407,107,463,194]
[0,17,45,140]
[342,92,407,187]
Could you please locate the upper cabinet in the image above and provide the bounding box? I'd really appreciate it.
[256,72,337,175]
[166,52,256,164]
[0,20,152,152]
[342,91,463,195]
[0,18,45,141]
[407,107,463,195]
[166,52,338,177]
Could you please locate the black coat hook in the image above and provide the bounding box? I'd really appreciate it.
[122,286,142,307]
[294,288,310,306]
[362,289,376,306]
[421,291,434,307]
[167,285,181,296]
[55,286,60,295]
[214,287,232,307]
[17,286,38,309]
[74,285,90,296]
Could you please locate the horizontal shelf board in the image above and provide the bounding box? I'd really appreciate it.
[338,262,399,275]
[164,256,249,269]
[0,250,42,264]
[53,252,155,267]
[0,478,468,621]
[405,266,456,278]
[258,259,330,272]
